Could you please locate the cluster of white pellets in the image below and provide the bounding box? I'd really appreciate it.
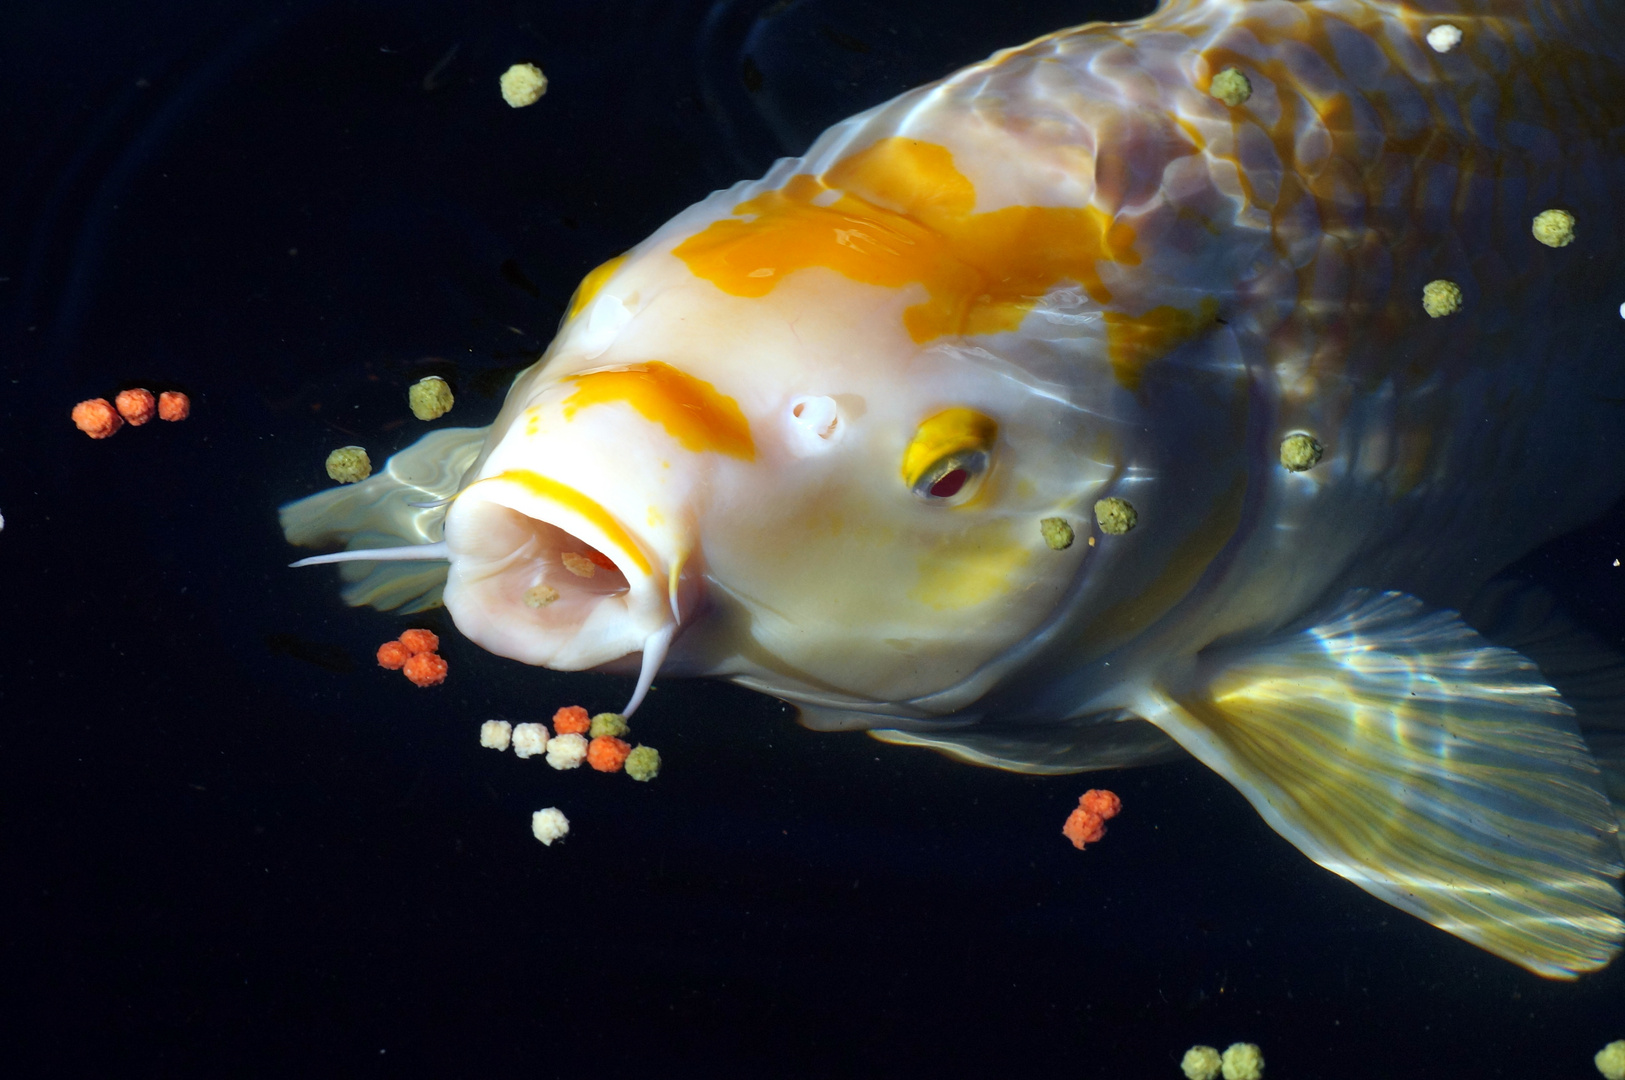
[480,719,591,771]
[1181,1042,1263,1080]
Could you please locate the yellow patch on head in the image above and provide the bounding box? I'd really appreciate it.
[567,253,629,319]
[561,361,755,460]
[673,138,1139,342]
[909,520,1032,610]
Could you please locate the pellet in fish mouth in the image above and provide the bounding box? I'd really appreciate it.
[560,552,597,578]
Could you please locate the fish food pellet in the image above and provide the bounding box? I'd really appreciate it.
[403,651,448,687]
[586,735,632,772]
[1596,1040,1625,1080]
[560,552,596,578]
[1040,517,1075,550]
[552,706,590,735]
[1094,496,1138,535]
[512,722,550,759]
[397,628,439,655]
[1426,24,1462,52]
[72,398,123,439]
[408,376,454,420]
[531,807,569,845]
[1279,433,1323,471]
[523,584,559,608]
[115,388,156,425]
[157,391,190,421]
[1532,208,1576,248]
[325,446,372,484]
[480,720,513,751]
[546,732,588,770]
[1422,279,1462,317]
[1220,1042,1264,1080]
[1181,1045,1223,1080]
[625,745,661,782]
[589,712,629,738]
[500,63,548,108]
[376,640,411,670]
[1209,67,1251,106]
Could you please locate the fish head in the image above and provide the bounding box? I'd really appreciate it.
[442,225,1133,712]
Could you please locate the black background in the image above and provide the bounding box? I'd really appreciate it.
[3,1,1623,1076]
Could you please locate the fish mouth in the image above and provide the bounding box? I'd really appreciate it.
[443,469,681,713]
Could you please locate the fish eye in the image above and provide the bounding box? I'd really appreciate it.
[902,407,997,502]
[786,395,841,455]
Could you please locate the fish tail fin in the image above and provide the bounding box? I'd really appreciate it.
[1142,589,1624,978]
[280,426,488,613]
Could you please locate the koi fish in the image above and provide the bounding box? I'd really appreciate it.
[282,0,1625,976]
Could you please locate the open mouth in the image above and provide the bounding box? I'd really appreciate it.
[442,469,678,713]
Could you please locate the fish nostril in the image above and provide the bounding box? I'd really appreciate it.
[787,395,841,454]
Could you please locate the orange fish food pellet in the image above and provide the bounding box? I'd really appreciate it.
[115,388,156,425]
[377,630,448,686]
[376,640,411,670]
[158,390,190,422]
[1062,788,1122,850]
[552,705,590,735]
[403,652,448,687]
[72,388,189,438]
[586,735,632,772]
[72,398,123,439]
[398,628,440,654]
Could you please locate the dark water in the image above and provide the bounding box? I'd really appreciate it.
[4,0,1623,1075]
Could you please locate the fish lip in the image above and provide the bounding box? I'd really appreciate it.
[441,471,675,671]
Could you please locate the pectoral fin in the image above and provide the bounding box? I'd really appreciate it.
[280,426,488,612]
[871,712,1181,775]
[1143,590,1624,978]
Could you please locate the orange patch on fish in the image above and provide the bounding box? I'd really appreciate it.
[567,253,628,319]
[562,361,755,460]
[673,137,1139,342]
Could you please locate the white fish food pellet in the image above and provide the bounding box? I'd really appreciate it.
[1427,24,1462,52]
[531,807,569,845]
[511,722,550,759]
[545,732,587,770]
[479,720,513,751]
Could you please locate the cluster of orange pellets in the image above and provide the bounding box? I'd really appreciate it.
[71,388,190,438]
[1062,789,1122,850]
[376,628,448,687]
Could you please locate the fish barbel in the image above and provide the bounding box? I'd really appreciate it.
[284,0,1625,977]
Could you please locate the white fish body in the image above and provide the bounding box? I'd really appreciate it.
[285,0,1625,976]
